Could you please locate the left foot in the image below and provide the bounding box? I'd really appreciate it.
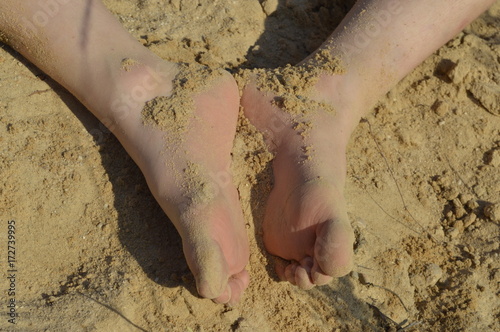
[103,60,251,304]
[240,65,357,289]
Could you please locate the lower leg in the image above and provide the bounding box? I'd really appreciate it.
[0,0,173,116]
[310,0,497,129]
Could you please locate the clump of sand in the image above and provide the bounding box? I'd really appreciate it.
[142,62,226,136]
[120,57,140,72]
[237,49,343,118]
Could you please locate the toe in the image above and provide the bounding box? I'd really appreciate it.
[181,203,249,302]
[185,238,228,299]
[295,257,315,290]
[212,270,249,305]
[213,285,231,304]
[284,262,298,286]
[226,270,250,305]
[275,258,288,281]
[314,218,355,277]
[311,261,333,285]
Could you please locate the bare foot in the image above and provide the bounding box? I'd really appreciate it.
[1,0,250,304]
[240,66,356,289]
[106,60,249,304]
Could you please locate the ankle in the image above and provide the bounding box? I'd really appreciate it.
[106,61,177,128]
[313,73,366,137]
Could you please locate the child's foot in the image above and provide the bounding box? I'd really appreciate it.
[240,68,356,289]
[104,60,249,304]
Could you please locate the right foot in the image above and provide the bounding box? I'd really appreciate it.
[101,59,249,304]
[240,64,358,289]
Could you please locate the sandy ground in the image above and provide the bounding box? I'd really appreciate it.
[1,0,499,331]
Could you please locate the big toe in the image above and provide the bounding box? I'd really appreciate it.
[185,237,228,299]
[213,270,250,305]
[186,239,249,303]
[181,212,249,303]
[314,218,355,279]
